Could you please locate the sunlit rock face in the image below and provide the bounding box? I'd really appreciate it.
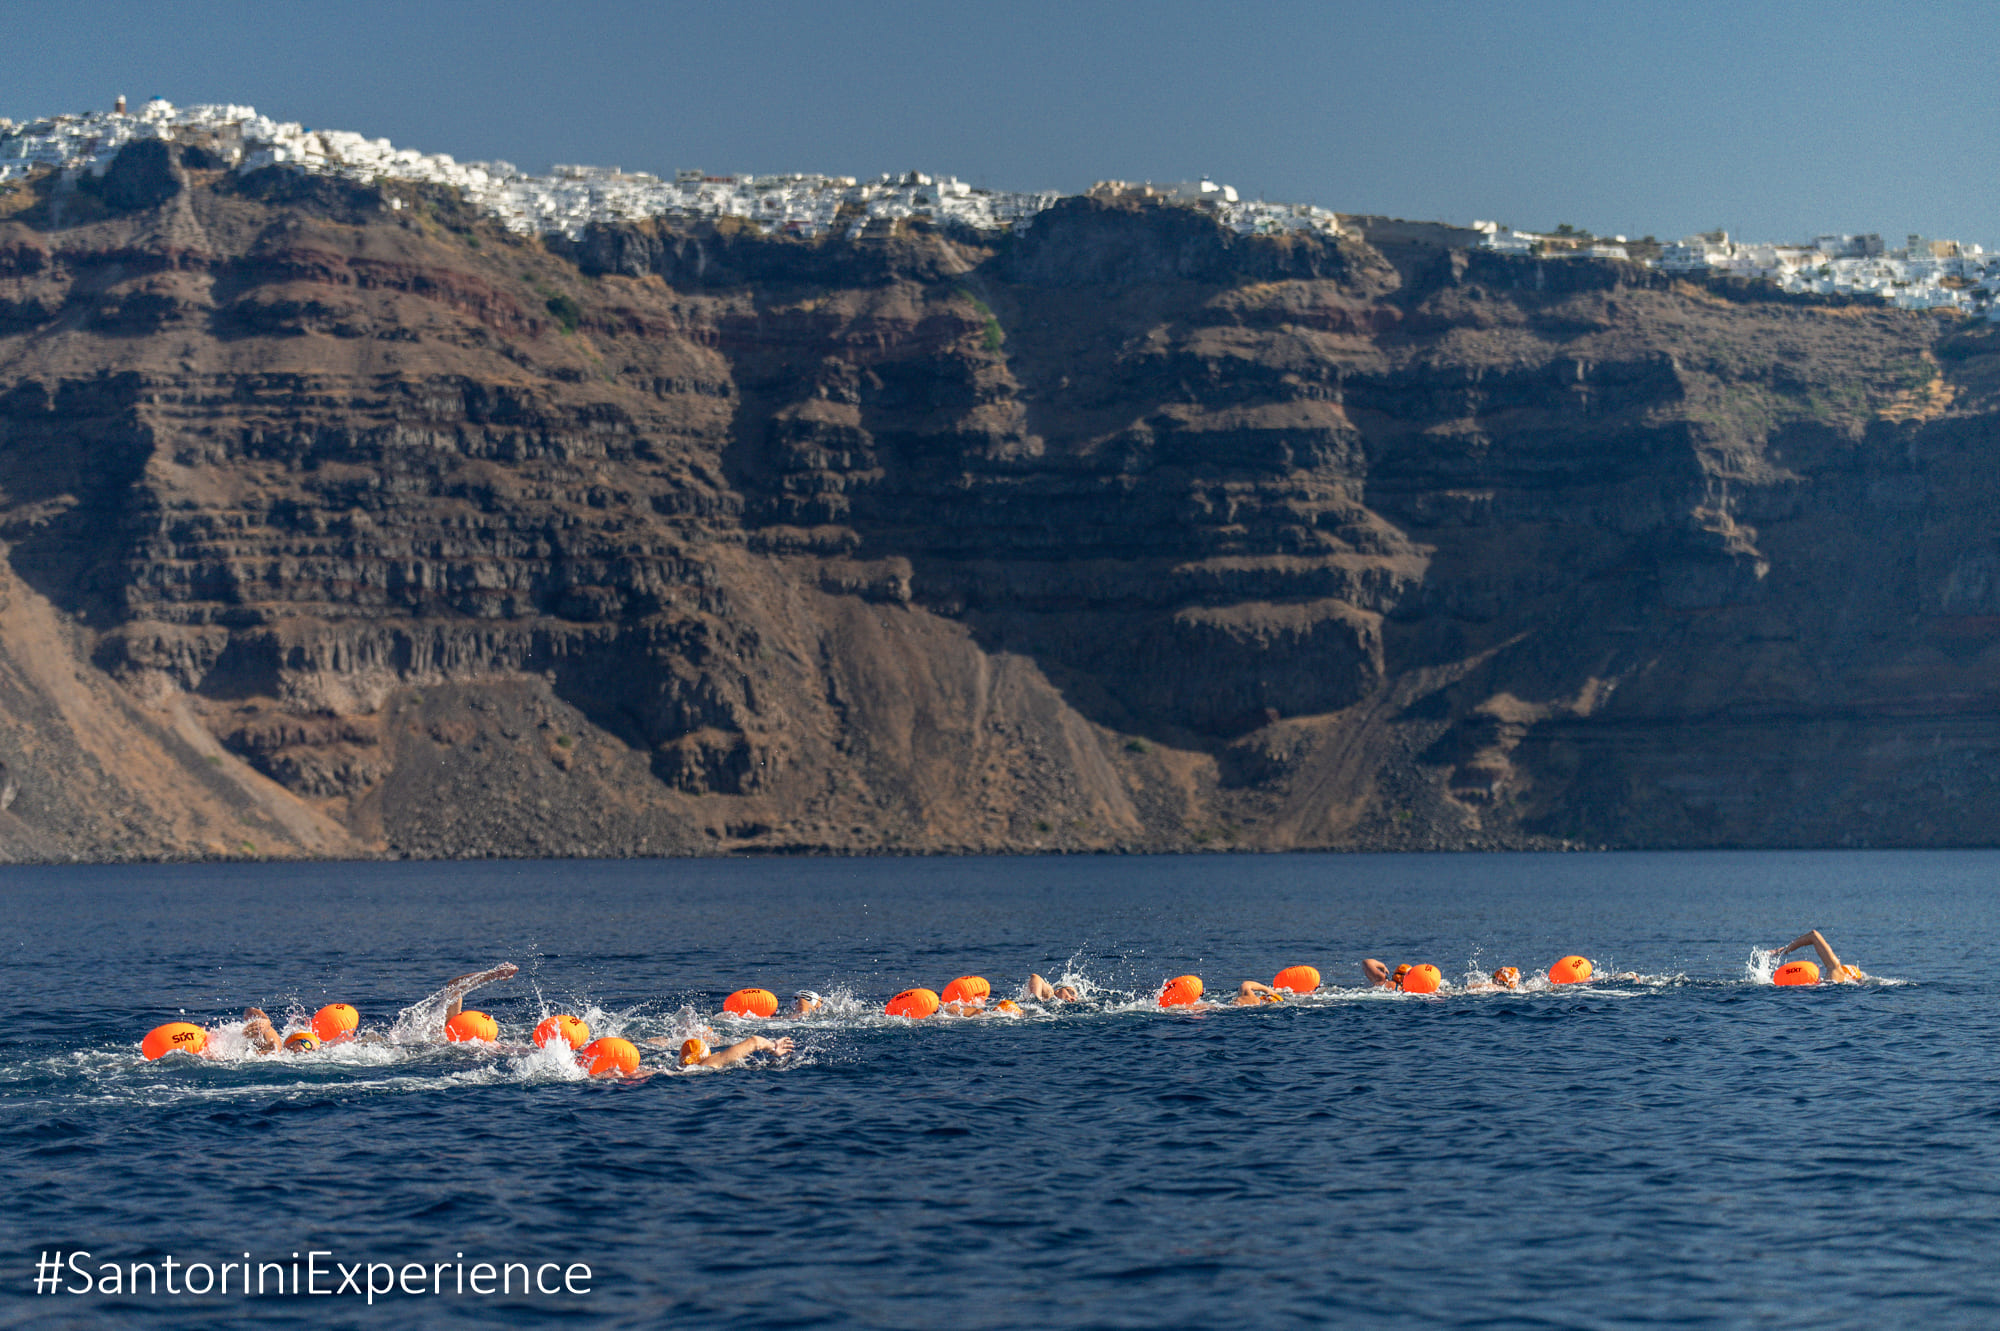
[1,152,1996,862]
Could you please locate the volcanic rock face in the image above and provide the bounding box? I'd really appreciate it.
[1,159,1998,861]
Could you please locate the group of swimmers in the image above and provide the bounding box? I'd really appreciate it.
[137,928,1866,1076]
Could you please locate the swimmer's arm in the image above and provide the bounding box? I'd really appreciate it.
[1025,973,1054,1002]
[1234,981,1279,1005]
[242,1007,280,1055]
[699,1035,794,1068]
[1363,959,1390,987]
[1778,931,1843,974]
[440,963,519,1019]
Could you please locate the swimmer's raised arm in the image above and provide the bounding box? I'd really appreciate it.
[441,963,519,1019]
[1778,930,1866,982]
[1778,931,1842,973]
[1234,981,1281,1006]
[1363,959,1391,987]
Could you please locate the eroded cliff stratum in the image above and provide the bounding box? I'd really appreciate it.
[3,156,1998,860]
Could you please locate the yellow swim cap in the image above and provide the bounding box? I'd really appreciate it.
[283,1031,320,1053]
[679,1038,708,1067]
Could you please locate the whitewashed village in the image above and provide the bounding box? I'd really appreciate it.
[2,98,1995,320]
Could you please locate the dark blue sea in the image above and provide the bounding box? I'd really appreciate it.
[4,851,1998,1328]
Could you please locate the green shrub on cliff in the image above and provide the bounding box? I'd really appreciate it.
[956,288,1005,352]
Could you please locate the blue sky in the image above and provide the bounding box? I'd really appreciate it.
[10,0,1995,246]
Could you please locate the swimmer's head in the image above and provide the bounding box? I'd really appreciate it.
[283,1031,320,1053]
[1392,964,1412,985]
[995,999,1021,1014]
[678,1038,708,1067]
[791,991,823,1016]
[1493,967,1521,989]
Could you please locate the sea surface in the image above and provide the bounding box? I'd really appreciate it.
[3,850,1998,1329]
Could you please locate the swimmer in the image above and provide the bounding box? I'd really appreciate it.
[1776,929,1867,983]
[1025,973,1079,1003]
[1466,967,1523,993]
[1362,960,1411,990]
[236,962,519,1055]
[1231,981,1285,1006]
[791,991,824,1016]
[677,1034,794,1069]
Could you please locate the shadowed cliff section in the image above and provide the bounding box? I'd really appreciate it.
[1,156,1997,861]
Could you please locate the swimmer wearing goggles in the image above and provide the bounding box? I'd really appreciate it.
[791,991,824,1016]
[1776,929,1867,983]
[1231,981,1286,1006]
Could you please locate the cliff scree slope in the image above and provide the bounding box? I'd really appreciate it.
[3,159,1999,860]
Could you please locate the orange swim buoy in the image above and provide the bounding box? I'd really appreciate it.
[1273,965,1321,994]
[142,1022,208,1060]
[1400,964,1442,994]
[723,988,779,1018]
[940,976,991,1006]
[1774,960,1821,986]
[1159,975,1204,1007]
[443,1010,498,1042]
[534,1014,591,1050]
[885,988,941,1019]
[578,1037,640,1077]
[311,1003,359,1043]
[1548,956,1593,985]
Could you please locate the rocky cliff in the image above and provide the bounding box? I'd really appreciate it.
[2,153,1997,861]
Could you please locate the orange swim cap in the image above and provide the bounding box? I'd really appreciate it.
[1548,956,1593,985]
[534,1014,591,1050]
[311,1003,359,1043]
[995,999,1022,1015]
[679,1037,708,1067]
[443,1010,498,1042]
[723,988,779,1018]
[940,976,991,1006]
[282,1031,320,1053]
[578,1037,640,1077]
[1159,975,1204,1007]
[1493,967,1521,989]
[1273,965,1321,994]
[142,1022,208,1060]
[1391,964,1412,984]
[1400,964,1442,994]
[1774,960,1821,986]
[885,988,941,1019]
